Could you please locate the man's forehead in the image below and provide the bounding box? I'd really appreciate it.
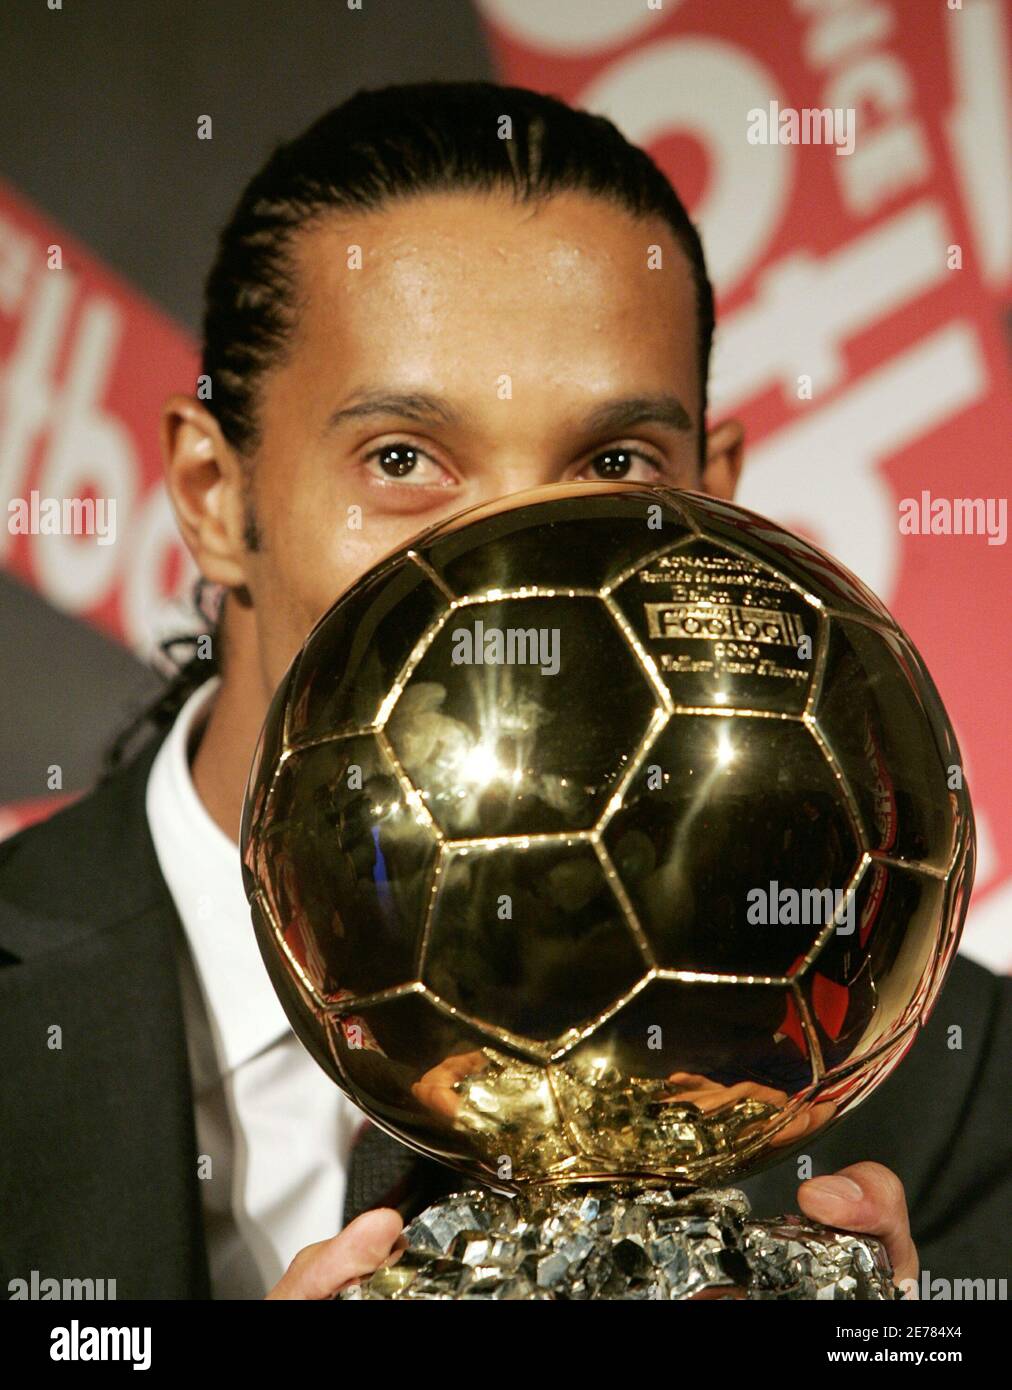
[293,191,695,303]
[284,192,700,417]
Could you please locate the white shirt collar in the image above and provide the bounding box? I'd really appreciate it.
[145,675,292,1075]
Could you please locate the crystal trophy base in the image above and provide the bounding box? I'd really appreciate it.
[340,1184,899,1301]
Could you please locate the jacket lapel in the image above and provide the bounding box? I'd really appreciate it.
[0,735,211,1299]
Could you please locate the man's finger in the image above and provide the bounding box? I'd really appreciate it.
[265,1208,404,1300]
[797,1161,919,1288]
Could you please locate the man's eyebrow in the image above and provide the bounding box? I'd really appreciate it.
[322,390,692,436]
[581,395,692,435]
[323,391,468,433]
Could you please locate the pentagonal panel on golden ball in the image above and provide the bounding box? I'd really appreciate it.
[799,859,946,1073]
[923,824,975,1021]
[680,491,896,627]
[253,735,438,1002]
[285,556,450,743]
[248,890,338,1075]
[240,658,297,903]
[413,480,697,596]
[814,616,960,871]
[893,631,965,777]
[325,992,573,1188]
[422,839,646,1046]
[551,976,818,1183]
[609,537,822,715]
[385,595,659,839]
[811,1025,918,1116]
[603,714,860,977]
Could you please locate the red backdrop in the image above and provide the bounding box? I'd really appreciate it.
[1,0,1008,969]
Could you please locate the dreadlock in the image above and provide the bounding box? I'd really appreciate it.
[101,578,224,775]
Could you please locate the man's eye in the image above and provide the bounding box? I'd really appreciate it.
[364,444,442,485]
[579,449,662,483]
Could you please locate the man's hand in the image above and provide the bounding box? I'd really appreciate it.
[265,1208,404,1300]
[798,1161,919,1292]
[261,1166,917,1299]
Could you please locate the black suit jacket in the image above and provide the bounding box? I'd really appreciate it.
[1,730,1009,1298]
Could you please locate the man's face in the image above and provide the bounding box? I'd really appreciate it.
[237,190,710,693]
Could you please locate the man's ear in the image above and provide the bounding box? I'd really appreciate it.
[699,417,745,500]
[160,394,250,589]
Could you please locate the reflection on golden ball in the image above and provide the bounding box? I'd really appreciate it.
[240,483,974,1194]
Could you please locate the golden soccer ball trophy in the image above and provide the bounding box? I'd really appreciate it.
[240,484,975,1299]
